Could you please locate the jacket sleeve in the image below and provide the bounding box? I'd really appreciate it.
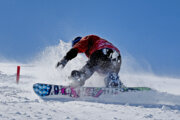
[64,48,78,61]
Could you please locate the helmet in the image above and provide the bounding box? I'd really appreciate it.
[72,36,82,47]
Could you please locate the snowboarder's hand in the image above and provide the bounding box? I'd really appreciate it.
[56,58,68,68]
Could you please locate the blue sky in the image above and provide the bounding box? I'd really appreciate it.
[0,0,180,77]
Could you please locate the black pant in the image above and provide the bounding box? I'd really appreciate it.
[71,48,121,86]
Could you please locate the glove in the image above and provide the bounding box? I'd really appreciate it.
[56,58,68,68]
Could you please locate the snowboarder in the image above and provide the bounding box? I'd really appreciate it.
[56,35,123,88]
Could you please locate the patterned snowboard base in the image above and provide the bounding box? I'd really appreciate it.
[33,83,151,99]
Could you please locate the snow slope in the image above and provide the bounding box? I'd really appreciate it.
[0,41,180,120]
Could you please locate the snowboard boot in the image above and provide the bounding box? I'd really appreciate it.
[69,70,85,87]
[104,73,124,88]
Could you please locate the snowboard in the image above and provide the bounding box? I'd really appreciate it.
[33,83,152,100]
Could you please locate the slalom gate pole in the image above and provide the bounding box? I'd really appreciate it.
[16,66,20,84]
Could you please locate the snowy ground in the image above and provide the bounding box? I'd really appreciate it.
[0,41,180,120]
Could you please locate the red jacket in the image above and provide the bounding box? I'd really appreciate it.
[73,35,120,58]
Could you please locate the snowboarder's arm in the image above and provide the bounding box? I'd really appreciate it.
[64,48,78,61]
[56,48,78,68]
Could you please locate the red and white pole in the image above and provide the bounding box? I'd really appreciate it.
[16,66,20,84]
